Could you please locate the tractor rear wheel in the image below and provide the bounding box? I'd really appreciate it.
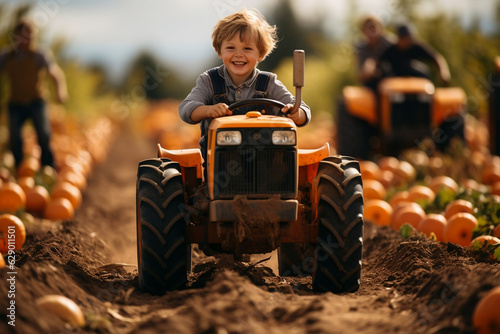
[337,97,373,160]
[436,114,465,152]
[136,158,188,294]
[312,156,364,293]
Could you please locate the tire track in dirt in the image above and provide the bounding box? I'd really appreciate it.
[74,123,156,265]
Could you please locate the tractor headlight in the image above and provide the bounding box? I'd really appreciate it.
[417,93,431,103]
[390,93,405,103]
[272,130,296,145]
[217,131,242,145]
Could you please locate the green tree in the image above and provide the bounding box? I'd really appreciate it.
[260,0,320,71]
[120,51,189,101]
[410,10,500,117]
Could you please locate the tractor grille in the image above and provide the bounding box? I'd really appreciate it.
[386,93,432,154]
[214,146,297,199]
[391,94,431,130]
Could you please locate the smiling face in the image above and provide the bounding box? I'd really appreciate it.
[218,32,263,86]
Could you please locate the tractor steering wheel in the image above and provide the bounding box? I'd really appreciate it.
[228,98,286,112]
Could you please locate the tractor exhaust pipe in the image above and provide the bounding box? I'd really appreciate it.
[291,49,305,114]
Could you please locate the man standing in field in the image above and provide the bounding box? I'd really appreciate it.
[0,19,68,171]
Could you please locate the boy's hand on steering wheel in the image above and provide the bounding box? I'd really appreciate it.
[208,103,232,118]
[281,103,304,124]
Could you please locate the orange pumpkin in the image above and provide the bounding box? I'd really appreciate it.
[359,160,381,181]
[58,169,87,191]
[444,199,474,220]
[428,175,459,194]
[491,182,500,197]
[418,213,447,242]
[0,166,12,182]
[17,176,35,192]
[44,198,75,221]
[362,179,387,201]
[473,286,500,334]
[0,182,26,213]
[364,199,393,226]
[494,224,500,238]
[407,185,436,203]
[444,212,478,246]
[391,202,426,231]
[378,156,399,173]
[389,191,410,208]
[481,164,500,185]
[0,214,26,253]
[25,185,50,213]
[50,182,82,209]
[469,235,500,248]
[17,156,41,178]
[395,161,416,183]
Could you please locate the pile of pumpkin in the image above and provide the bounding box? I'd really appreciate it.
[361,146,500,261]
[359,117,500,333]
[0,110,117,256]
[137,100,200,150]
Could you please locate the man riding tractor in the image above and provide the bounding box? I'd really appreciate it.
[339,23,466,159]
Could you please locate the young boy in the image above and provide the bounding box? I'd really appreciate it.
[0,19,68,170]
[179,9,311,163]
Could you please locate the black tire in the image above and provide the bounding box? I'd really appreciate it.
[435,113,465,152]
[490,72,500,156]
[312,156,364,293]
[278,243,316,277]
[336,97,373,160]
[136,158,188,294]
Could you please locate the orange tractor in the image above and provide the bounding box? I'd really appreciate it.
[136,51,364,295]
[337,77,467,159]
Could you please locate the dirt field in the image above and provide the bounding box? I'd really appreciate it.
[1,122,500,334]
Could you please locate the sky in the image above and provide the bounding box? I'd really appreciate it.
[2,0,498,81]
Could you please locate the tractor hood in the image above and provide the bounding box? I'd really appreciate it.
[209,112,296,130]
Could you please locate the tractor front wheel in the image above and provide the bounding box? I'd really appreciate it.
[136,158,189,295]
[312,156,364,293]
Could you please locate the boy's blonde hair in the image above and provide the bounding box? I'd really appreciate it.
[212,9,278,60]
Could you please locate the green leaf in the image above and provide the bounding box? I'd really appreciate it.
[491,203,500,224]
[494,246,500,262]
[477,216,490,227]
[435,187,456,211]
[472,240,483,252]
[400,223,415,240]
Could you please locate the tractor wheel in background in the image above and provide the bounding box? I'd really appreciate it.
[136,158,188,295]
[336,97,374,160]
[312,156,364,293]
[436,114,465,152]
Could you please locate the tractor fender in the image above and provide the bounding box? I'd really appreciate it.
[432,87,466,127]
[342,86,377,125]
[157,144,203,179]
[298,142,330,185]
[298,142,330,166]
